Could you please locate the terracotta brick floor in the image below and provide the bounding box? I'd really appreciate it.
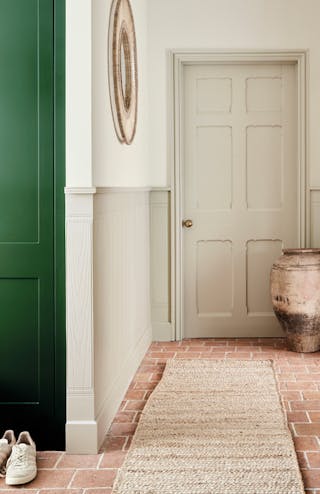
[1,338,320,493]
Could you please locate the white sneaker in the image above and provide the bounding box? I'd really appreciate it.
[5,431,37,485]
[0,430,16,477]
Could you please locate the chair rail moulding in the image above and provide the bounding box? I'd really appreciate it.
[95,186,152,194]
[65,186,97,194]
[65,186,97,453]
[169,50,308,341]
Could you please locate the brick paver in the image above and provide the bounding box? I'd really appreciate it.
[0,338,319,493]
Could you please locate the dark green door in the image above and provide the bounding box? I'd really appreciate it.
[0,0,65,449]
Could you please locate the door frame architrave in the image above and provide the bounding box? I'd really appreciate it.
[169,50,308,341]
[53,0,66,447]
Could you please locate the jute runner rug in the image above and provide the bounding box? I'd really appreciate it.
[113,360,305,494]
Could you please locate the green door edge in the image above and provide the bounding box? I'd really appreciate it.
[54,0,66,450]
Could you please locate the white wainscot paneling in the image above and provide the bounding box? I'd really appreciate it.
[150,190,173,341]
[94,189,152,449]
[311,190,320,248]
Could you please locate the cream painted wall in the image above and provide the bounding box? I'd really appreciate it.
[66,0,93,186]
[66,0,149,187]
[147,0,320,186]
[92,0,150,186]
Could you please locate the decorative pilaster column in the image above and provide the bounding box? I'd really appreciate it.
[65,187,97,453]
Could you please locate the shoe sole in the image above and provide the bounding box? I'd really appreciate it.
[5,470,37,485]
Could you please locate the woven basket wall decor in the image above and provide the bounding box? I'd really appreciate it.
[108,0,138,145]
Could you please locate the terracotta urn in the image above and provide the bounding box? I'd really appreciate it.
[270,248,320,353]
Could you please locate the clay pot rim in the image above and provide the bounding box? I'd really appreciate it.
[283,248,320,255]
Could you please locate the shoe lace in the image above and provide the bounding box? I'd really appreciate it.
[10,445,29,468]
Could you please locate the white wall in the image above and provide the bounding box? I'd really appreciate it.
[66,0,93,187]
[147,0,320,186]
[93,0,150,186]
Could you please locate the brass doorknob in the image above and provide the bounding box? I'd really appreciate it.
[182,219,193,228]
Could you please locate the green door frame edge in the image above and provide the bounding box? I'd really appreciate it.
[54,0,66,449]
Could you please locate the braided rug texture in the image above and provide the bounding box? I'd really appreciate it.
[113,359,305,494]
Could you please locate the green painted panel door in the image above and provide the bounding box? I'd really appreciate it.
[0,0,63,449]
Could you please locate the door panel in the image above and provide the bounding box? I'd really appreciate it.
[0,0,61,448]
[0,279,39,403]
[196,126,233,210]
[196,240,233,316]
[246,126,282,209]
[183,63,299,337]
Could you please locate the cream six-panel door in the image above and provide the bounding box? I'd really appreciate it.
[183,63,299,337]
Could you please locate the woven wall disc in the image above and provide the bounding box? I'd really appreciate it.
[108,0,138,145]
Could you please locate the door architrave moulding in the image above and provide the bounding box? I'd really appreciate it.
[169,50,308,341]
